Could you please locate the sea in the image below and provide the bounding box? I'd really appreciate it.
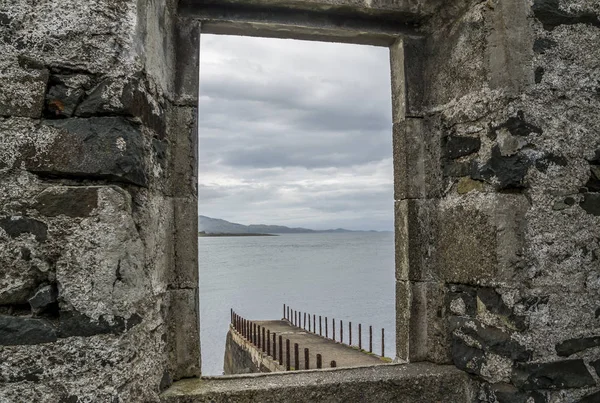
[199,232,396,376]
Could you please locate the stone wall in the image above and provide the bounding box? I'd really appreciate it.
[393,0,600,401]
[1,0,599,401]
[0,0,200,401]
[223,327,283,375]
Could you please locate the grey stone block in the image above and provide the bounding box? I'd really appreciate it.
[396,280,450,363]
[437,193,529,285]
[26,117,149,187]
[390,37,425,122]
[395,199,438,282]
[174,20,200,106]
[0,67,48,118]
[166,106,198,197]
[393,119,441,200]
[171,197,199,289]
[162,363,471,403]
[167,288,201,380]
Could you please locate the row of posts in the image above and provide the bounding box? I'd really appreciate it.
[282,303,385,358]
[231,310,337,370]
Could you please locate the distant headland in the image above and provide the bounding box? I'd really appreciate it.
[198,231,277,237]
[198,215,388,235]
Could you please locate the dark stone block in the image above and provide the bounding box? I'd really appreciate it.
[451,317,531,361]
[75,75,166,139]
[0,315,57,345]
[512,359,595,390]
[452,335,484,375]
[0,216,48,242]
[58,311,142,338]
[577,391,600,403]
[470,325,530,361]
[471,146,531,190]
[580,193,600,216]
[489,383,546,403]
[33,187,98,217]
[26,117,148,187]
[556,336,600,357]
[535,67,545,84]
[533,0,600,31]
[443,161,471,177]
[533,38,557,54]
[28,284,58,313]
[490,111,543,137]
[443,135,481,160]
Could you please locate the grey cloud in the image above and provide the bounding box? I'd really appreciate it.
[198,35,394,231]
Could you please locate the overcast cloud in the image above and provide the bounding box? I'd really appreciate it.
[198,35,393,231]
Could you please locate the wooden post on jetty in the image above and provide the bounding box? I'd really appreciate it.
[294,343,299,370]
[304,348,309,370]
[358,324,362,349]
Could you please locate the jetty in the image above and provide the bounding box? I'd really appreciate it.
[224,305,389,374]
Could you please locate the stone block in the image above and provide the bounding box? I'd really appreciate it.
[0,66,48,118]
[26,117,149,186]
[556,336,600,357]
[437,193,529,285]
[396,280,450,363]
[171,197,199,289]
[174,20,200,106]
[393,119,441,200]
[166,288,201,380]
[389,37,425,122]
[395,199,438,281]
[512,360,596,390]
[0,315,57,346]
[485,0,534,94]
[166,106,198,197]
[58,311,142,338]
[28,284,57,314]
[75,75,166,139]
[33,186,99,217]
[0,229,50,305]
[55,186,148,320]
[0,217,47,242]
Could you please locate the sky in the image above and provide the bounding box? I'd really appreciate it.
[198,35,393,231]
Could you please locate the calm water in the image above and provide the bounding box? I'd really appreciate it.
[199,232,395,375]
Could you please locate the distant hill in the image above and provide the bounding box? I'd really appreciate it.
[198,216,382,235]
